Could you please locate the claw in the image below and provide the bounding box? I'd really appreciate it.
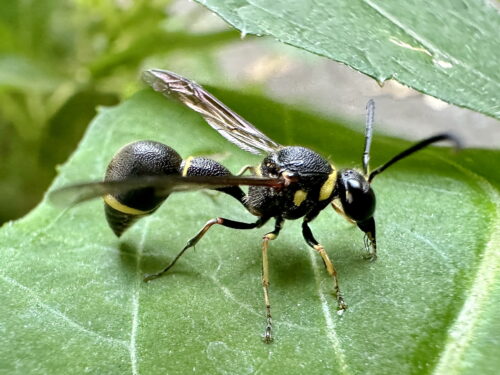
[337,296,348,313]
[262,325,273,344]
[143,273,160,282]
[363,252,377,262]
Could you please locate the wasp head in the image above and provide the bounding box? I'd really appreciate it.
[337,169,375,223]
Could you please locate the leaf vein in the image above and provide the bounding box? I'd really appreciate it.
[433,159,500,373]
[129,222,150,375]
[0,273,128,348]
[308,248,350,374]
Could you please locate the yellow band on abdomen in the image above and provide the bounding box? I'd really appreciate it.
[181,156,194,177]
[103,194,150,215]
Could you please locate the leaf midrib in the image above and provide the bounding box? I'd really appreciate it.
[432,160,500,374]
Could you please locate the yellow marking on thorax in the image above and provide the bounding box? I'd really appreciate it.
[181,156,194,176]
[319,168,337,201]
[293,190,308,206]
[103,194,150,216]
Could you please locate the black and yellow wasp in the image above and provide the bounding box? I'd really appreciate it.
[51,69,460,342]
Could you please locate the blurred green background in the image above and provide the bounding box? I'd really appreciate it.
[1,0,498,225]
[0,0,242,224]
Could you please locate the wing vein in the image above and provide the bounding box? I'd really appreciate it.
[143,69,282,155]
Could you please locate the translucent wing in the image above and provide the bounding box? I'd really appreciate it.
[143,69,282,155]
[50,175,283,207]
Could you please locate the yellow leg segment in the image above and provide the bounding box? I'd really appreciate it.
[144,217,264,282]
[313,244,348,311]
[260,218,283,344]
[262,233,274,343]
[331,200,355,224]
[236,165,259,176]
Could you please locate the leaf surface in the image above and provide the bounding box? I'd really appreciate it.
[197,0,500,119]
[0,89,498,374]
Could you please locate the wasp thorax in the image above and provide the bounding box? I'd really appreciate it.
[338,169,376,222]
[277,147,331,175]
[261,147,332,180]
[249,146,336,220]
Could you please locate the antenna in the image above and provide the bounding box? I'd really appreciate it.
[368,133,462,183]
[362,99,375,176]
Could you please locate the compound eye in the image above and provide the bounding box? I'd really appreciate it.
[339,169,376,222]
[342,186,375,222]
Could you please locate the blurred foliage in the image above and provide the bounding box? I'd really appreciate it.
[0,0,238,224]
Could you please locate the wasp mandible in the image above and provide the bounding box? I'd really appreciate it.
[51,69,460,342]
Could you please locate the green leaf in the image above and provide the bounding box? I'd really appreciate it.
[89,30,239,78]
[0,55,63,92]
[1,88,498,374]
[196,0,500,119]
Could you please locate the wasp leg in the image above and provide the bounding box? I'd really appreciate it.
[144,216,269,282]
[261,217,284,344]
[302,221,347,312]
[331,200,356,224]
[236,165,259,176]
[357,217,377,261]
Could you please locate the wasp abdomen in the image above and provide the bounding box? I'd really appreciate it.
[104,140,182,236]
[103,202,146,237]
[181,156,245,203]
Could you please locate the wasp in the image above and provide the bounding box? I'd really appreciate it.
[51,69,460,343]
